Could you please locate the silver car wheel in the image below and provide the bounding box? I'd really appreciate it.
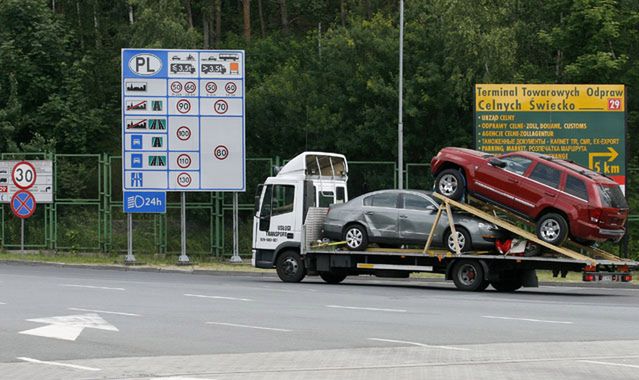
[540,219,560,241]
[439,174,458,196]
[447,231,466,251]
[345,228,363,249]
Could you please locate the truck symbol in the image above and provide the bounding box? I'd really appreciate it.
[126,82,147,92]
[170,63,196,74]
[204,56,217,61]
[201,63,226,74]
[219,53,239,61]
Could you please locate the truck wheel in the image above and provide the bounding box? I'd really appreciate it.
[435,169,465,201]
[319,271,347,284]
[276,250,306,283]
[445,228,471,253]
[536,213,568,245]
[344,224,368,251]
[490,278,523,292]
[451,260,486,291]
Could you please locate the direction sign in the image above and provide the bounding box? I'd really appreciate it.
[0,160,53,203]
[123,191,166,213]
[474,84,626,192]
[122,49,246,192]
[11,190,36,219]
[12,161,37,189]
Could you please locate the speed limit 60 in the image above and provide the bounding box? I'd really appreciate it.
[12,161,37,189]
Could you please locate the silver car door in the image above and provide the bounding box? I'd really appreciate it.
[399,193,438,243]
[362,192,399,239]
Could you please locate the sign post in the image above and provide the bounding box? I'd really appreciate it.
[122,48,246,264]
[229,192,241,263]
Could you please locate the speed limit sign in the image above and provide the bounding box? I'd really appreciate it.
[12,161,37,189]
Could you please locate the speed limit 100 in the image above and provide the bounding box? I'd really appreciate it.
[12,161,37,189]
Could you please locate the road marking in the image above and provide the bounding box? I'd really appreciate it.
[482,315,573,324]
[579,360,639,369]
[185,293,252,302]
[61,284,125,291]
[368,338,470,351]
[68,307,141,317]
[206,322,291,332]
[150,377,216,380]
[326,305,407,313]
[0,302,5,305]
[19,313,118,341]
[17,357,101,371]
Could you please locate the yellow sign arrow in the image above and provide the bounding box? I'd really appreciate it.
[588,147,619,169]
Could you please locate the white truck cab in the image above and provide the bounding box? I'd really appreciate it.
[252,152,348,271]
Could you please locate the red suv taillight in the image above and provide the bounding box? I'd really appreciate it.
[589,208,602,223]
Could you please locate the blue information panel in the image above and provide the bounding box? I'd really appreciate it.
[121,49,245,193]
[123,191,166,213]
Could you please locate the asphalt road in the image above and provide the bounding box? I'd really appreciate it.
[1,262,639,379]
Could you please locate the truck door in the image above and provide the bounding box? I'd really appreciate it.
[254,183,298,252]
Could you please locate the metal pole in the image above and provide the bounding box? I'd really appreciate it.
[229,192,242,263]
[398,0,404,190]
[21,219,24,252]
[125,213,136,264]
[178,192,190,264]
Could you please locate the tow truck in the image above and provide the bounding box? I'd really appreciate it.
[252,152,637,291]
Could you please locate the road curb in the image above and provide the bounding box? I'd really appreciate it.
[1,259,638,289]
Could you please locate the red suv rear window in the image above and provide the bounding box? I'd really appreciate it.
[598,185,628,208]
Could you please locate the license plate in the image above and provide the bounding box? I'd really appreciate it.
[599,275,612,282]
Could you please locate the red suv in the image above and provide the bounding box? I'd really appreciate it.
[430,147,628,245]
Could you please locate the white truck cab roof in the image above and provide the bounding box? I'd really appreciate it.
[273,152,348,182]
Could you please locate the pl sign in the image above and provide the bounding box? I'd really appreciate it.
[475,84,626,191]
[121,49,246,194]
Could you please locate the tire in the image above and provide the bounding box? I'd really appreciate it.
[451,260,486,291]
[276,250,306,283]
[435,169,465,201]
[343,224,368,251]
[490,278,523,292]
[536,213,568,245]
[444,227,471,253]
[319,271,347,284]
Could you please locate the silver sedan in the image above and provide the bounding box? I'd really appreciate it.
[323,189,506,251]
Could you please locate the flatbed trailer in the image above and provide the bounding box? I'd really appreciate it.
[297,195,638,292]
[252,152,637,292]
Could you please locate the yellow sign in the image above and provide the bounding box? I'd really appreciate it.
[475,84,624,112]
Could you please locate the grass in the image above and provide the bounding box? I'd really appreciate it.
[0,251,270,272]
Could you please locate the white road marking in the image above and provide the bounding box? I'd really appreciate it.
[0,301,5,305]
[326,305,407,313]
[150,377,216,380]
[61,284,125,291]
[482,315,573,324]
[369,338,470,351]
[579,360,639,369]
[68,307,141,317]
[19,313,118,341]
[206,322,291,332]
[17,357,101,371]
[185,293,252,302]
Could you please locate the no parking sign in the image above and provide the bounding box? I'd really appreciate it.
[11,190,36,219]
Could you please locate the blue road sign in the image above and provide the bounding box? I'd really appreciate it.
[131,135,143,149]
[130,172,143,187]
[131,153,143,168]
[11,190,36,219]
[123,191,166,213]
